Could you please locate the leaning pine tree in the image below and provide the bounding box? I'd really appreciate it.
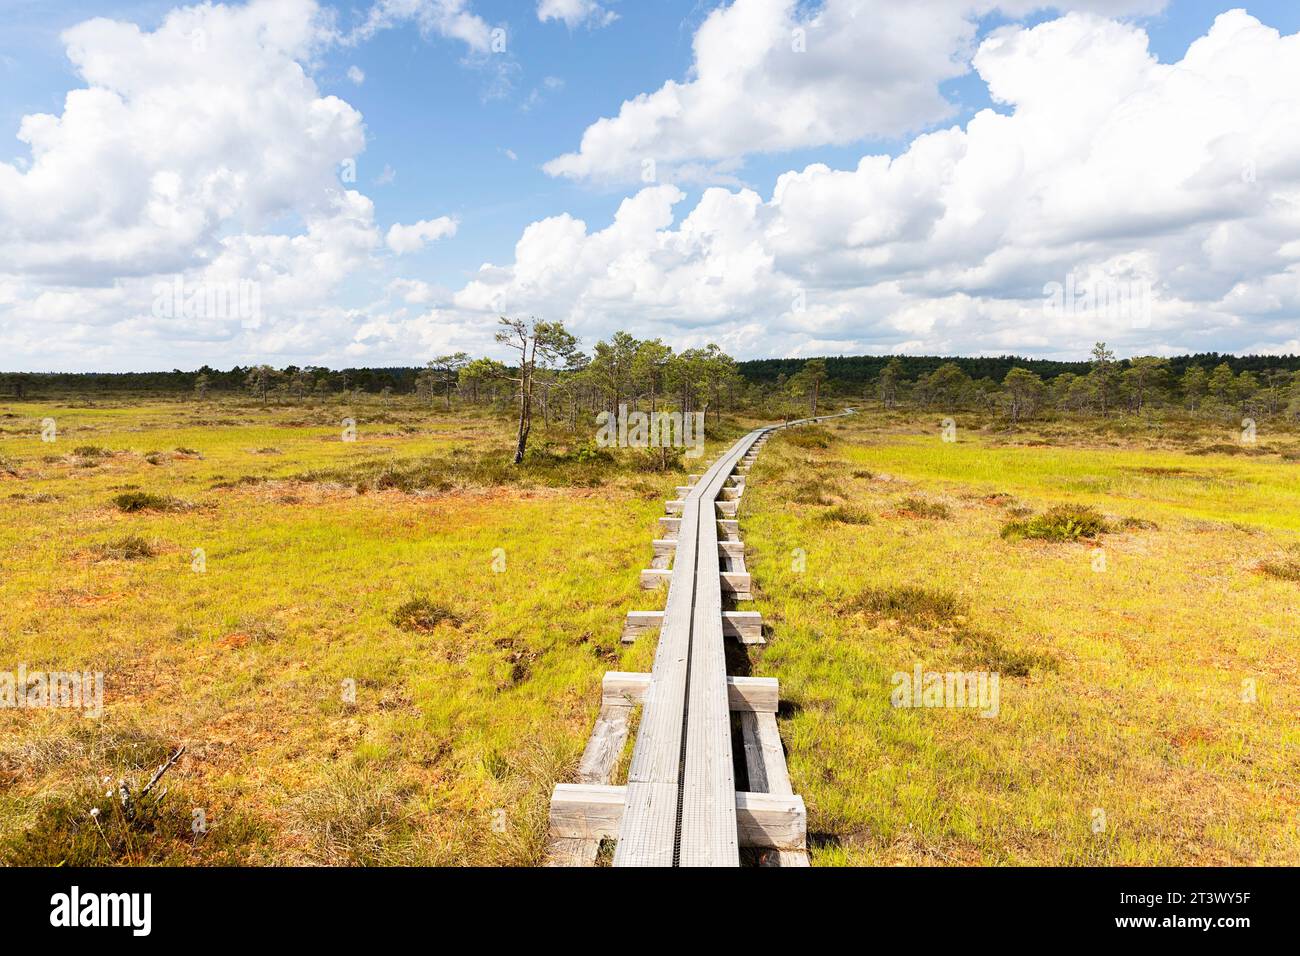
[495,316,579,465]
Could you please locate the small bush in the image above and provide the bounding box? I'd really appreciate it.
[94,535,156,560]
[847,585,964,625]
[254,447,282,455]
[822,505,873,525]
[955,629,1057,678]
[112,491,185,513]
[790,477,839,505]
[0,770,263,865]
[1002,504,1109,542]
[568,441,613,464]
[1188,443,1246,456]
[1258,560,1300,582]
[73,445,111,458]
[211,475,267,490]
[392,597,463,632]
[897,496,953,520]
[174,447,201,456]
[784,426,832,449]
[1119,516,1159,531]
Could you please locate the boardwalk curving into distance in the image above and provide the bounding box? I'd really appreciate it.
[548,411,852,867]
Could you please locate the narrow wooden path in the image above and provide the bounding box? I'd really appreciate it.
[548,412,851,867]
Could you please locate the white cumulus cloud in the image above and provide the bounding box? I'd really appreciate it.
[0,0,383,369]
[544,0,1174,185]
[386,216,459,253]
[433,11,1300,361]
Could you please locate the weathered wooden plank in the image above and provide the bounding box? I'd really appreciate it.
[652,539,745,559]
[546,837,601,867]
[753,712,793,795]
[621,609,762,644]
[639,568,672,589]
[602,672,778,712]
[758,849,811,867]
[576,704,633,784]
[665,500,684,516]
[739,711,769,793]
[551,784,626,841]
[552,784,805,850]
[736,792,805,850]
[724,610,763,643]
[643,568,749,594]
[659,516,681,538]
[739,710,794,794]
[722,570,752,598]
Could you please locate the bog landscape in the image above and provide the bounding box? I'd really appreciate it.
[2,344,1297,866]
[3,0,1300,892]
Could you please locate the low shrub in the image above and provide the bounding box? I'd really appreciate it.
[784,426,832,449]
[392,597,463,632]
[897,496,953,520]
[1258,560,1300,582]
[1002,504,1110,542]
[822,505,873,525]
[955,629,1057,677]
[1119,516,1159,531]
[112,491,185,513]
[789,477,839,505]
[846,585,964,625]
[93,535,157,560]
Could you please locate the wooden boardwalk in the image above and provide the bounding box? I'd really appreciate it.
[548,413,850,867]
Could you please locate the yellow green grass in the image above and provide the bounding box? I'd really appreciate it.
[3,398,1297,865]
[744,413,1300,864]
[0,397,704,864]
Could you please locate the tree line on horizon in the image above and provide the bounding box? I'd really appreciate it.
[4,326,1300,429]
[865,343,1300,423]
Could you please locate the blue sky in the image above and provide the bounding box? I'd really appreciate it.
[2,0,1300,370]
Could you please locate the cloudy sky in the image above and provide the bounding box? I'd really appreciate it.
[1,0,1298,372]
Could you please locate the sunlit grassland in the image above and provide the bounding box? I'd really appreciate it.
[742,412,1300,865]
[0,396,708,864]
